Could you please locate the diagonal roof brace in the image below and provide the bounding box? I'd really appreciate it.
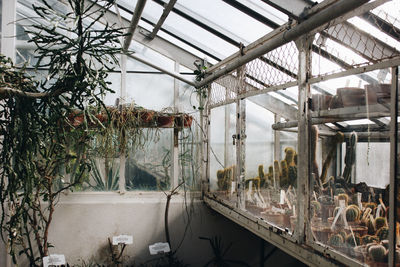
[196,0,369,88]
[123,0,147,51]
[148,0,177,40]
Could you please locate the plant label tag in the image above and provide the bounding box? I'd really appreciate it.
[112,235,133,245]
[43,254,66,267]
[357,192,362,210]
[149,242,170,255]
[280,190,285,205]
[293,205,296,217]
[231,181,236,195]
[376,204,382,219]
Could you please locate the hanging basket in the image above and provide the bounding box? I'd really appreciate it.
[156,115,174,127]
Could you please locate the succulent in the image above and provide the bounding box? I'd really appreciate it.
[258,165,266,187]
[368,244,386,262]
[347,205,361,221]
[345,233,361,247]
[288,166,297,188]
[328,234,344,247]
[335,188,346,195]
[294,153,298,165]
[367,217,376,235]
[320,132,344,184]
[376,226,389,241]
[274,160,281,187]
[362,235,378,245]
[267,166,273,182]
[338,193,349,206]
[375,217,387,231]
[217,169,225,190]
[343,132,357,184]
[280,160,289,188]
[311,201,321,217]
[338,230,347,241]
[284,147,296,166]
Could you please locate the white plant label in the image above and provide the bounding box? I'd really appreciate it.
[271,206,285,214]
[112,235,133,245]
[231,181,236,195]
[331,200,347,230]
[248,181,253,195]
[43,254,66,267]
[280,190,285,205]
[376,204,382,219]
[293,205,296,217]
[357,192,362,210]
[149,242,171,255]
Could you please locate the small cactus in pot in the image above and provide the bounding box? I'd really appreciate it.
[328,233,344,247]
[368,244,386,262]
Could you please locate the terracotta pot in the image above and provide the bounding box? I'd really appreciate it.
[156,115,174,127]
[174,114,193,128]
[365,84,391,104]
[337,87,366,107]
[312,94,333,111]
[138,110,155,124]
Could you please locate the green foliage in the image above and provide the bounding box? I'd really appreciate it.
[0,0,124,265]
[87,159,119,191]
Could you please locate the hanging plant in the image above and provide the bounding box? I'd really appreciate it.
[0,0,125,265]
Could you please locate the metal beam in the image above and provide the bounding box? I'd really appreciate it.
[196,0,369,88]
[148,0,177,40]
[123,0,147,51]
[261,0,315,20]
[360,12,400,42]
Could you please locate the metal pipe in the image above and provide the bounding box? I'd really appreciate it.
[195,0,369,88]
[126,53,196,86]
[123,0,147,51]
[149,0,177,40]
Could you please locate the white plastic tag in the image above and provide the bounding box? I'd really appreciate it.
[231,181,236,195]
[43,254,66,267]
[293,205,296,217]
[357,192,362,210]
[149,242,171,255]
[280,190,285,205]
[376,204,382,219]
[112,235,133,245]
[248,181,253,195]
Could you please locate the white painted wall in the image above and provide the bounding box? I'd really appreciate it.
[0,192,306,266]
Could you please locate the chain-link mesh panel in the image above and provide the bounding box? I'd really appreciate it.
[312,7,400,77]
[209,42,298,106]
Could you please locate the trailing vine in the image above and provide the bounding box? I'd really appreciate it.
[0,0,124,265]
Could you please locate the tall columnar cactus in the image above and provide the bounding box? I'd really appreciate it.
[311,126,321,188]
[217,169,225,190]
[273,160,280,188]
[320,132,344,184]
[343,131,358,184]
[267,165,274,186]
[258,165,266,187]
[284,147,297,188]
[280,160,289,188]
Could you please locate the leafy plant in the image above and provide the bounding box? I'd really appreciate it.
[87,159,119,191]
[0,0,124,265]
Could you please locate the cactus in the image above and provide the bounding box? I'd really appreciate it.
[288,166,297,188]
[258,165,266,187]
[273,160,280,188]
[343,132,357,184]
[284,147,296,166]
[348,204,361,220]
[320,132,344,184]
[345,233,361,247]
[311,126,321,188]
[280,160,289,188]
[338,193,349,206]
[375,217,387,231]
[335,188,346,195]
[376,226,389,241]
[294,153,298,165]
[361,235,378,245]
[311,200,321,217]
[345,205,360,222]
[367,217,376,235]
[267,166,274,185]
[368,244,386,262]
[366,202,377,210]
[328,234,344,247]
[338,230,347,241]
[217,169,225,190]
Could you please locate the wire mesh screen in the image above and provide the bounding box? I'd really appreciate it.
[312,7,400,78]
[209,42,298,107]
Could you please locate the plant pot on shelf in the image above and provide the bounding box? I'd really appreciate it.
[138,110,155,125]
[156,115,174,127]
[174,114,193,128]
[336,87,366,107]
[365,84,391,105]
[312,94,333,111]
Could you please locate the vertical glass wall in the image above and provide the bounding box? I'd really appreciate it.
[210,103,237,204]
[309,71,393,265]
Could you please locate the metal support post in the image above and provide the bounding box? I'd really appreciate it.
[119,54,127,194]
[1,0,16,61]
[236,66,247,210]
[224,92,232,167]
[389,66,399,267]
[201,85,210,197]
[274,115,281,188]
[295,34,314,243]
[171,62,180,189]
